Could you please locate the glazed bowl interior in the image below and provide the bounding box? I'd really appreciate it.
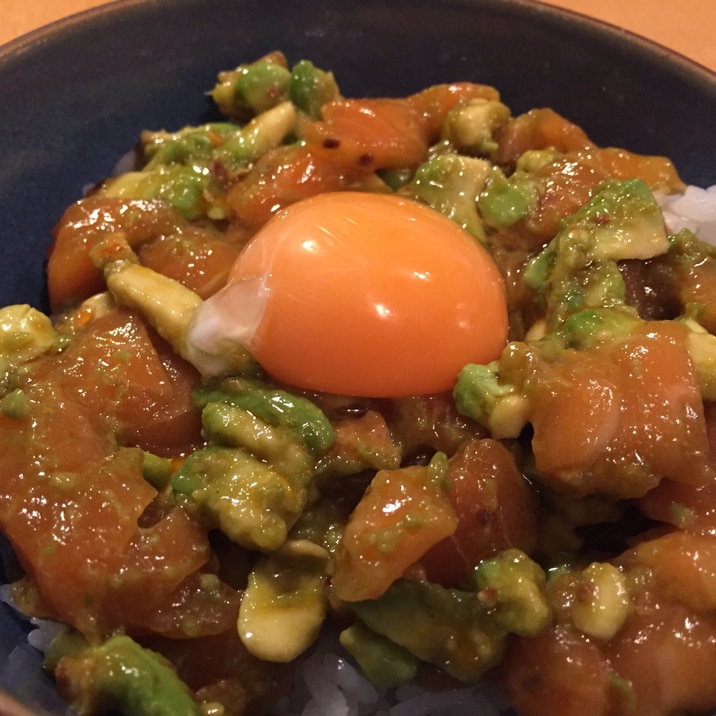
[1,0,716,712]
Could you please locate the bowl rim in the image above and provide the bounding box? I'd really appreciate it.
[2,0,716,85]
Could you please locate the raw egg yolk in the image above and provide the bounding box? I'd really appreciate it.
[191,191,508,397]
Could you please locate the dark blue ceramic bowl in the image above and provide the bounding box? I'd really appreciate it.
[1,0,715,713]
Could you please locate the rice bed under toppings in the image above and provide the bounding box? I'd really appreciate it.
[661,184,716,245]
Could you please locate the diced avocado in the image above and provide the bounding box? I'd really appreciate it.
[524,179,669,330]
[666,226,716,273]
[102,103,298,218]
[570,562,630,640]
[0,304,58,383]
[521,243,555,290]
[453,361,529,439]
[289,59,341,119]
[566,178,669,262]
[140,123,236,168]
[141,450,173,490]
[211,56,291,117]
[349,579,506,683]
[53,634,200,716]
[473,548,551,636]
[557,307,641,350]
[514,148,562,173]
[0,388,29,420]
[677,317,716,400]
[405,153,491,241]
[455,181,681,436]
[103,164,216,221]
[349,550,550,683]
[103,124,234,220]
[201,401,314,481]
[194,377,335,458]
[287,487,359,556]
[232,61,291,114]
[478,171,535,228]
[339,620,419,688]
[213,101,297,172]
[171,446,306,551]
[442,98,511,158]
[376,167,413,191]
[238,539,330,662]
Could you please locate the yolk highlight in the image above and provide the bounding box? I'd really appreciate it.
[195,191,508,397]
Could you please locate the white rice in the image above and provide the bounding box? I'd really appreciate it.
[660,184,716,245]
